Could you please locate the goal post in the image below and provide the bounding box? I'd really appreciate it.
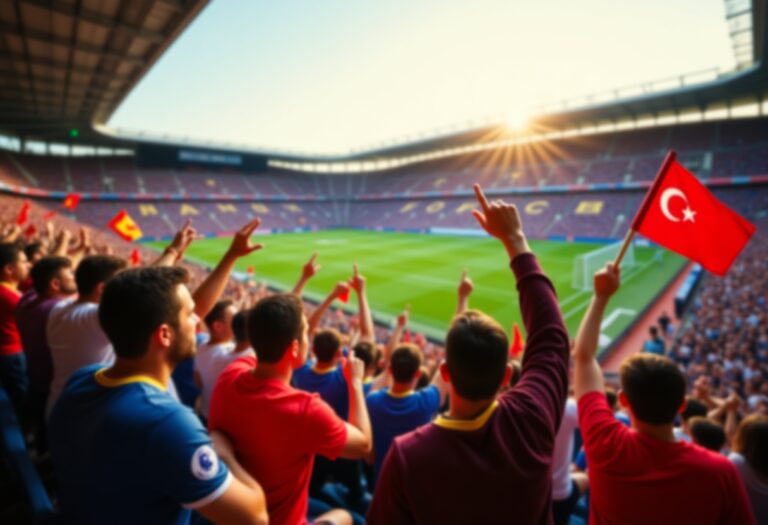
[572,241,636,291]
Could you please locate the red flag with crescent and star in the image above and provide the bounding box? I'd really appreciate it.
[631,152,755,276]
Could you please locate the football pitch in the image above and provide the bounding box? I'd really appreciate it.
[147,229,686,352]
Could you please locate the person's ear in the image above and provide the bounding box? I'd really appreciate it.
[618,390,629,408]
[155,323,173,350]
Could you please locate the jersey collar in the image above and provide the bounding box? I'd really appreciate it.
[94,368,166,392]
[433,400,499,431]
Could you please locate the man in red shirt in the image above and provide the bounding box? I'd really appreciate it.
[208,293,373,525]
[367,184,570,524]
[572,263,756,525]
[0,242,32,416]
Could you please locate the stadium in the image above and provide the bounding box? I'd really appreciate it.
[0,1,766,524]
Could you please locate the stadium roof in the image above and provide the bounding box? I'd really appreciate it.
[0,0,208,146]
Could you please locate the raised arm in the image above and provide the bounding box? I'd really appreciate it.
[370,307,408,392]
[307,281,349,337]
[456,269,474,315]
[349,263,375,342]
[201,431,269,525]
[192,219,263,319]
[472,183,569,430]
[339,351,373,459]
[430,359,449,406]
[154,219,197,267]
[573,263,620,399]
[292,252,320,296]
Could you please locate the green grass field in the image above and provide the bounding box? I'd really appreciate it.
[147,229,685,351]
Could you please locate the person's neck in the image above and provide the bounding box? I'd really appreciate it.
[207,335,231,346]
[233,341,251,353]
[42,289,71,300]
[0,279,19,290]
[252,361,292,384]
[633,420,677,442]
[103,357,170,389]
[447,394,496,420]
[313,360,337,372]
[76,291,99,304]
[391,380,416,394]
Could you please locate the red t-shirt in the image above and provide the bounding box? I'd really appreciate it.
[208,356,347,525]
[578,391,756,525]
[0,283,22,356]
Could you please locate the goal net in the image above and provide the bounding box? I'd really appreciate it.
[572,241,636,291]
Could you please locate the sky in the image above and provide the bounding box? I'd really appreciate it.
[108,0,736,155]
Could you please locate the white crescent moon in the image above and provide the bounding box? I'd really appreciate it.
[660,188,688,222]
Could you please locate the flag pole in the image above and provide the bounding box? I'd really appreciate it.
[613,150,678,268]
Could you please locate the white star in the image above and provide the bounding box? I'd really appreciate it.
[682,206,696,222]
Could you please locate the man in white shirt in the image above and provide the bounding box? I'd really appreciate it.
[46,255,127,416]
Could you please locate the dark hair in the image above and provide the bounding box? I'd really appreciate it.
[232,310,248,343]
[446,310,509,401]
[204,300,234,331]
[605,387,618,410]
[681,397,708,422]
[76,255,127,296]
[649,326,659,337]
[313,328,341,363]
[416,366,430,390]
[689,417,726,452]
[619,354,686,425]
[390,344,423,383]
[248,294,304,364]
[30,256,71,295]
[99,267,189,359]
[24,242,44,261]
[353,341,375,370]
[733,414,768,478]
[0,242,23,269]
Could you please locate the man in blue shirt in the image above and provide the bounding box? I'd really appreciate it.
[366,343,448,480]
[48,220,268,525]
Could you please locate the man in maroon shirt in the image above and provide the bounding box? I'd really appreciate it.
[368,184,570,524]
[572,263,755,525]
[0,242,32,417]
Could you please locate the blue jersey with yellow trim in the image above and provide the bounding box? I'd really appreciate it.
[366,385,440,479]
[293,361,349,420]
[49,365,231,525]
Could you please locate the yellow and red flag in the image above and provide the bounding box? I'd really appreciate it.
[62,193,81,211]
[107,210,143,242]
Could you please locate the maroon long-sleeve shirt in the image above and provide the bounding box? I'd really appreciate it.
[367,252,570,525]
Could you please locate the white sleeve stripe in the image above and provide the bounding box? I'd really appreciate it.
[182,471,233,510]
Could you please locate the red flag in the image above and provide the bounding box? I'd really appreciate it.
[631,152,756,276]
[107,210,143,242]
[246,266,255,274]
[23,224,37,238]
[42,210,56,220]
[16,201,30,225]
[62,193,81,211]
[129,248,141,266]
[338,287,350,304]
[510,323,525,357]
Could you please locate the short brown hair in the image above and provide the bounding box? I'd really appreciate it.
[619,354,685,425]
[446,310,508,401]
[313,328,341,363]
[733,414,768,477]
[248,294,304,364]
[390,344,423,383]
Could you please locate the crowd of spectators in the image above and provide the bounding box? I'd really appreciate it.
[0,186,765,525]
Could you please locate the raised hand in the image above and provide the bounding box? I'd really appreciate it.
[471,183,530,258]
[458,269,474,298]
[396,305,409,327]
[349,263,366,293]
[343,350,365,386]
[226,219,264,259]
[302,252,321,279]
[593,263,620,301]
[333,281,351,299]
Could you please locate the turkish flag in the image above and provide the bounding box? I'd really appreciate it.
[107,210,143,242]
[62,193,81,211]
[632,152,756,276]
